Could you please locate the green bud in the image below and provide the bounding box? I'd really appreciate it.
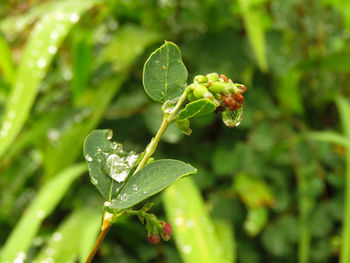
[193,84,213,99]
[194,75,208,83]
[176,119,192,136]
[208,82,229,94]
[206,72,219,82]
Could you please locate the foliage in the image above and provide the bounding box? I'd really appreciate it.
[0,0,350,262]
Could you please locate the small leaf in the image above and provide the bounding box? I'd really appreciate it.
[143,41,188,103]
[110,159,197,210]
[233,173,274,208]
[222,107,243,127]
[244,207,268,236]
[178,99,216,120]
[83,129,139,200]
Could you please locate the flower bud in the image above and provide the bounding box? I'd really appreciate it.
[176,119,192,136]
[160,222,172,241]
[147,233,161,244]
[208,82,228,94]
[194,75,208,84]
[206,72,219,82]
[193,84,213,99]
[219,74,228,82]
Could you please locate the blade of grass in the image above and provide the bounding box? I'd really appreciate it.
[307,131,350,148]
[337,96,350,263]
[163,177,229,263]
[32,208,101,263]
[0,0,98,159]
[0,163,87,263]
[237,0,268,72]
[0,34,15,84]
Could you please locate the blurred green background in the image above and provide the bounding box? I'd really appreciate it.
[1,0,350,262]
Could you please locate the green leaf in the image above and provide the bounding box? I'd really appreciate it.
[163,177,229,263]
[0,164,86,263]
[244,207,268,236]
[109,159,197,210]
[83,129,140,200]
[143,41,188,103]
[307,131,350,148]
[178,99,216,120]
[0,0,98,158]
[32,208,101,263]
[233,173,274,208]
[214,219,236,263]
[237,0,268,72]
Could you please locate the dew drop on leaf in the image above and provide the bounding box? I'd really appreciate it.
[222,107,243,127]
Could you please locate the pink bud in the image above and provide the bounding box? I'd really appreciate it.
[147,233,160,244]
[161,222,172,241]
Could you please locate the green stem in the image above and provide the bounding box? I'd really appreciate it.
[341,150,350,263]
[85,87,190,263]
[133,87,190,174]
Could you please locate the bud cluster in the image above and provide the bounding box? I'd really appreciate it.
[187,72,246,112]
[138,209,172,245]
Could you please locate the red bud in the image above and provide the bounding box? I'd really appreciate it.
[161,222,172,241]
[147,233,160,244]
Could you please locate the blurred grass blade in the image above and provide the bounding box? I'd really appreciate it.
[163,177,229,263]
[0,163,87,263]
[71,28,93,104]
[237,0,268,72]
[79,210,103,262]
[336,96,350,263]
[307,131,350,148]
[0,0,98,159]
[32,208,101,263]
[0,34,15,84]
[213,219,236,263]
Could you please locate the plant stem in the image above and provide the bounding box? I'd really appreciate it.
[85,87,190,263]
[85,213,113,263]
[133,87,190,174]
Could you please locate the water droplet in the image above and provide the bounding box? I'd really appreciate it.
[185,219,194,228]
[46,247,55,256]
[8,111,15,119]
[47,129,60,142]
[55,12,64,20]
[85,154,93,162]
[37,210,45,219]
[50,31,59,40]
[69,13,80,23]
[183,245,192,254]
[13,252,26,263]
[106,130,113,140]
[175,217,184,226]
[91,177,98,185]
[48,45,57,54]
[155,60,159,64]
[53,232,62,242]
[222,107,243,127]
[37,58,47,69]
[132,184,138,191]
[163,98,178,114]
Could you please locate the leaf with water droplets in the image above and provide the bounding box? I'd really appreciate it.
[222,107,243,127]
[177,99,216,120]
[109,159,197,210]
[83,129,140,200]
[143,42,188,103]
